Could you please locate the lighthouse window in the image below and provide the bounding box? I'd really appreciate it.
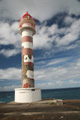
[31,89,35,91]
[24,15,29,18]
[28,16,29,18]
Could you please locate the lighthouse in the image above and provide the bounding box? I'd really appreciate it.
[19,12,35,88]
[15,12,41,103]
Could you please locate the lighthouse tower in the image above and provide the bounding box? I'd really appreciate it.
[15,12,41,103]
[20,12,35,88]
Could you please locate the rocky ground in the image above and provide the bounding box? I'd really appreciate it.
[0,99,80,120]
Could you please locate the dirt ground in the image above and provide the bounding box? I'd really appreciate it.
[0,99,80,120]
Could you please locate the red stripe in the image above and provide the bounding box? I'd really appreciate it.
[30,79,34,81]
[24,62,33,66]
[22,48,33,55]
[23,83,28,88]
[22,36,33,43]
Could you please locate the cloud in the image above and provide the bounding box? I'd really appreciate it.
[0,68,21,80]
[0,21,21,57]
[0,85,21,91]
[34,18,80,50]
[35,58,80,89]
[0,48,20,57]
[64,16,76,24]
[55,19,80,47]
[0,0,80,58]
[0,0,80,91]
[76,59,80,67]
[0,16,80,58]
[36,79,80,89]
[47,58,69,66]
[33,24,57,49]
[0,15,79,49]
[0,57,80,90]
[0,0,80,21]
[33,24,58,49]
[35,57,70,68]
[0,22,20,45]
[69,80,78,84]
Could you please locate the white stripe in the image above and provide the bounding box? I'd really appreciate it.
[22,42,33,49]
[24,55,33,63]
[22,23,32,27]
[22,29,33,37]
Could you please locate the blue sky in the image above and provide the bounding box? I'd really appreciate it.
[0,0,80,91]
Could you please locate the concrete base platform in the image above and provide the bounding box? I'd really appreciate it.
[15,88,41,103]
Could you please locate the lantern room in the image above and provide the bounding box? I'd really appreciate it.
[19,12,35,35]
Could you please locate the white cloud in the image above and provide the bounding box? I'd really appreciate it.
[0,0,80,57]
[0,58,80,90]
[76,59,80,67]
[56,80,64,86]
[35,57,70,68]
[0,48,20,57]
[0,0,80,91]
[0,22,21,57]
[56,33,77,46]
[64,16,76,24]
[0,0,80,21]
[0,17,80,57]
[69,80,77,84]
[11,22,19,31]
[0,85,21,91]
[47,58,69,66]
[33,24,58,49]
[56,19,80,46]
[35,58,80,88]
[65,44,77,50]
[33,18,80,49]
[0,68,21,80]
[0,22,20,45]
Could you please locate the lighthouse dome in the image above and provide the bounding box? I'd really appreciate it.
[23,12,32,19]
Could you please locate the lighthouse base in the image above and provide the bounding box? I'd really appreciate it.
[14,88,41,103]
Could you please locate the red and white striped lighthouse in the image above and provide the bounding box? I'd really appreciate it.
[19,12,35,88]
[15,12,41,103]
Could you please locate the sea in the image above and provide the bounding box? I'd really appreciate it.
[0,87,80,103]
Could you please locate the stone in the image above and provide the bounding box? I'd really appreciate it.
[56,99,63,105]
[52,99,63,105]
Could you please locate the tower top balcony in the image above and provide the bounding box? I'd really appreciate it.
[19,12,36,35]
